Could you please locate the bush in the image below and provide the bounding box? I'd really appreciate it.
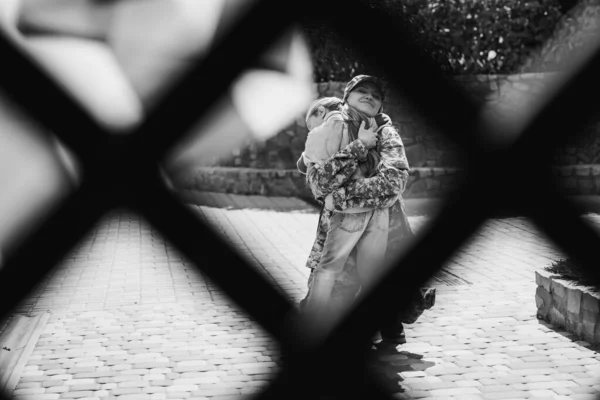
[524,0,600,72]
[302,0,600,80]
[545,257,600,289]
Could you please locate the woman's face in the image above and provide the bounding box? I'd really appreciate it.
[346,82,383,117]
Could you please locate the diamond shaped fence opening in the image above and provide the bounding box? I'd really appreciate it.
[1,0,600,399]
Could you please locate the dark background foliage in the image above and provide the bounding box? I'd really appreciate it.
[545,258,600,289]
[301,0,599,81]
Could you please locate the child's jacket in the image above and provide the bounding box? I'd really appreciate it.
[302,111,347,165]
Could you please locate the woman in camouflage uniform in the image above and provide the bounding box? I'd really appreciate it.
[299,75,414,344]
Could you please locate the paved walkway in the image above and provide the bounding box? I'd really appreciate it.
[6,193,600,400]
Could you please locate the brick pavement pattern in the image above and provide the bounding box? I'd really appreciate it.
[6,193,600,400]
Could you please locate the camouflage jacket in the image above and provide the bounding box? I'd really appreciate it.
[304,125,413,270]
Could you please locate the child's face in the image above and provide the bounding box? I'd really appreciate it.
[306,107,326,131]
[346,82,383,117]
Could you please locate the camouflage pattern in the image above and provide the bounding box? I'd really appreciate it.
[304,124,413,270]
[305,139,368,203]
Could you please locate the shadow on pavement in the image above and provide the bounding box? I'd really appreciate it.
[367,345,435,395]
[537,319,600,353]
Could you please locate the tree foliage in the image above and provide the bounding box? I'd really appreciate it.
[302,0,599,81]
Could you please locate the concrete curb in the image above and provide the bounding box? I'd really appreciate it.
[0,313,50,395]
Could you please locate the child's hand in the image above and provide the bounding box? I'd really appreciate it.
[358,121,378,149]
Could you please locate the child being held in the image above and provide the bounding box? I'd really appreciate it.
[301,97,391,182]
[299,97,344,173]
[299,87,396,324]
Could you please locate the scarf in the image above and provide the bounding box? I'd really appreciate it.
[341,104,381,178]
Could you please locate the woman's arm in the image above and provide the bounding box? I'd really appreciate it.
[328,126,410,211]
[306,139,368,202]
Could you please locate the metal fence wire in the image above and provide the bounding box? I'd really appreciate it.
[1,0,600,399]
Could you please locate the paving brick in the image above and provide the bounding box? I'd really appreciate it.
[112,395,151,400]
[13,395,60,400]
[69,385,102,391]
[60,391,96,399]
[405,382,458,391]
[13,388,46,396]
[15,381,44,390]
[19,375,48,383]
[481,391,530,399]
[527,380,578,390]
[118,381,148,388]
[45,369,68,376]
[428,387,481,396]
[149,380,174,387]
[110,388,143,396]
[13,207,600,400]
[164,392,191,399]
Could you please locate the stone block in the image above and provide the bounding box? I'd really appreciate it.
[566,286,582,314]
[535,293,543,310]
[405,143,427,167]
[248,180,264,195]
[579,177,596,194]
[536,286,552,319]
[551,279,566,298]
[559,177,577,192]
[235,180,249,194]
[552,292,567,315]
[565,316,580,336]
[549,306,566,329]
[582,292,600,313]
[593,322,600,345]
[425,148,444,163]
[581,309,599,326]
[405,179,427,197]
[594,177,600,194]
[575,166,592,176]
[425,178,441,191]
[582,321,596,343]
[565,156,579,165]
[445,167,461,175]
[577,153,593,164]
[440,152,464,167]
[402,137,416,146]
[399,122,425,139]
[417,168,432,178]
[535,271,552,292]
[575,321,583,337]
[431,168,447,177]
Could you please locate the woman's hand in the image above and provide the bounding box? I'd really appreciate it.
[324,193,335,211]
[358,120,378,149]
